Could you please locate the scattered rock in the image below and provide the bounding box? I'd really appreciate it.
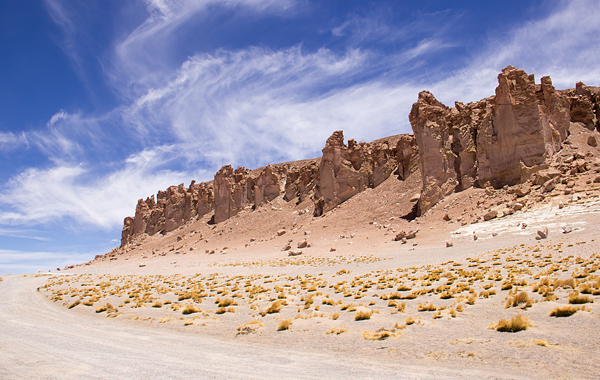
[483,210,498,221]
[277,229,287,236]
[446,240,453,247]
[536,227,549,240]
[409,193,420,203]
[330,247,337,252]
[297,240,310,249]
[443,213,451,221]
[281,244,291,251]
[562,225,573,234]
[588,135,598,147]
[139,263,146,267]
[288,250,303,256]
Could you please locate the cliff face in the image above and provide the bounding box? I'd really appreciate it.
[121,131,417,246]
[121,66,599,247]
[409,66,598,216]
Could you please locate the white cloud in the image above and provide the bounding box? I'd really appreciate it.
[111,0,299,96]
[0,132,28,152]
[0,148,195,229]
[0,249,94,275]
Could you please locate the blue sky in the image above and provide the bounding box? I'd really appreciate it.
[1,0,599,275]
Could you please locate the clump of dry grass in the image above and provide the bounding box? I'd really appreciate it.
[354,309,373,321]
[267,300,283,314]
[95,303,115,313]
[218,298,233,307]
[417,303,436,312]
[362,328,399,340]
[549,305,584,317]
[67,299,80,309]
[504,291,533,309]
[326,326,347,335]
[568,291,593,304]
[493,314,531,332]
[331,312,340,320]
[405,317,415,325]
[151,301,163,308]
[277,319,292,331]
[182,305,200,314]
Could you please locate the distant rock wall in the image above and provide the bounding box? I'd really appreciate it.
[410,66,598,216]
[121,131,418,246]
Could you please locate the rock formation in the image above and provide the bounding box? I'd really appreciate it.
[410,66,575,215]
[120,66,597,247]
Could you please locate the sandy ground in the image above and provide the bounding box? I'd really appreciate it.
[2,194,600,379]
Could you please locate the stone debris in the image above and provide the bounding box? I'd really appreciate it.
[536,227,549,240]
[288,250,303,256]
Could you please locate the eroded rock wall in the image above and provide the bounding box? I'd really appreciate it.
[409,66,593,215]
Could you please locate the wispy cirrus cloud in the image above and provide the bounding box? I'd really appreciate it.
[0,147,194,229]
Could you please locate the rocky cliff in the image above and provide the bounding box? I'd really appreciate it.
[409,66,599,215]
[120,66,598,247]
[121,131,417,246]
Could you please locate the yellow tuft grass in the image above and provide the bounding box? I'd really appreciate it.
[326,326,347,335]
[362,329,399,340]
[277,319,292,331]
[267,300,283,314]
[354,309,373,321]
[504,291,533,309]
[67,299,80,309]
[549,305,585,317]
[182,305,200,314]
[493,314,531,332]
[568,291,593,304]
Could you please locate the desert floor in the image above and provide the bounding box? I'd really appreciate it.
[1,197,600,379]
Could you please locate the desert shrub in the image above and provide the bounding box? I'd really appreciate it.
[355,309,373,321]
[277,319,292,331]
[267,300,283,314]
[215,307,227,314]
[322,298,334,306]
[67,299,80,309]
[362,329,397,340]
[218,298,233,307]
[549,305,583,317]
[418,303,436,312]
[568,291,593,304]
[331,313,340,320]
[182,305,199,314]
[151,301,162,308]
[494,314,531,332]
[504,291,533,308]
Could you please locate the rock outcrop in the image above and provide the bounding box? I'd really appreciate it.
[121,131,417,246]
[121,66,594,247]
[410,66,573,215]
[314,131,417,215]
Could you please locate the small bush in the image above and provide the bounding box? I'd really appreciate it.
[267,300,283,314]
[549,305,583,317]
[277,319,292,331]
[568,291,593,304]
[494,314,531,332]
[218,298,233,307]
[355,309,373,321]
[417,303,436,312]
[504,291,533,309]
[151,301,163,308]
[182,305,199,314]
[67,299,80,309]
